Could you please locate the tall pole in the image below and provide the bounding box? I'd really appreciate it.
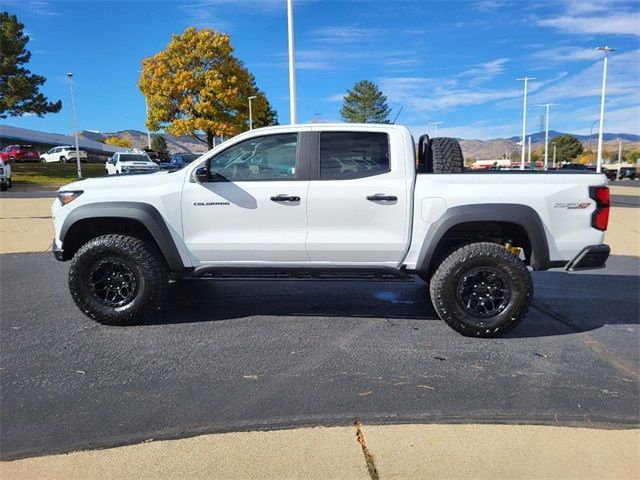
[534,103,559,170]
[66,73,82,179]
[248,96,257,130]
[589,119,598,153]
[596,46,615,173]
[552,143,557,168]
[617,140,622,179]
[527,136,532,167]
[517,77,535,170]
[287,0,297,124]
[144,98,151,148]
[428,121,444,137]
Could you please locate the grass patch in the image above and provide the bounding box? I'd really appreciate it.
[10,162,105,186]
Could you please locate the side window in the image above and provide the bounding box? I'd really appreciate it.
[209,133,299,181]
[320,132,390,180]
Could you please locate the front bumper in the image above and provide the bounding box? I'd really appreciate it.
[52,238,64,261]
[566,244,610,271]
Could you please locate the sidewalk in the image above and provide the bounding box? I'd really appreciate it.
[2,424,638,479]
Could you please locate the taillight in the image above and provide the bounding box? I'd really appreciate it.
[589,186,610,231]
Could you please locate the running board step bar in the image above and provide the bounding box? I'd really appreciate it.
[188,267,414,282]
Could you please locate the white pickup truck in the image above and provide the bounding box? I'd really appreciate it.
[51,124,610,337]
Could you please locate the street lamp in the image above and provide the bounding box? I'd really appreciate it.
[517,76,535,170]
[595,46,615,173]
[138,70,152,148]
[287,0,297,124]
[428,121,444,137]
[248,95,257,130]
[589,119,598,153]
[534,103,560,170]
[66,73,82,179]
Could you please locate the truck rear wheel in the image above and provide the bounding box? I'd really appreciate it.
[68,234,168,325]
[429,242,532,337]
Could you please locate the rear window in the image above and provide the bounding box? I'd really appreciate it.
[319,132,390,180]
[119,154,150,162]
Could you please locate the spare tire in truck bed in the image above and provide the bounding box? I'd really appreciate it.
[418,135,464,174]
[431,137,464,173]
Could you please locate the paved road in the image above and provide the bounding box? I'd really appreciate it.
[1,254,638,460]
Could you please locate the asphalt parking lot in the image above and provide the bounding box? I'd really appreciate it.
[1,252,638,460]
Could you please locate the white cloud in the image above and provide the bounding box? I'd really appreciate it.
[528,49,640,103]
[458,58,509,86]
[378,76,522,114]
[536,12,640,36]
[311,26,384,44]
[531,46,602,63]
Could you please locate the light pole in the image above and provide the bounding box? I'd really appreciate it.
[517,76,535,170]
[66,73,82,179]
[527,136,532,167]
[428,121,444,137]
[589,119,598,153]
[595,46,615,173]
[248,95,257,130]
[552,142,557,168]
[287,0,297,124]
[144,97,151,148]
[534,103,559,170]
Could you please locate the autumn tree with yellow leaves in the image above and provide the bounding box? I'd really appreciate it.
[139,27,277,149]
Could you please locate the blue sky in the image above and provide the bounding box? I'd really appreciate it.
[3,0,639,140]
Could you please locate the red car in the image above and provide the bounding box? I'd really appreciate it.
[0,145,41,162]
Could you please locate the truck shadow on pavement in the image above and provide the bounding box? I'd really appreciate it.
[144,270,639,339]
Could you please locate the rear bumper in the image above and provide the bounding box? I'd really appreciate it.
[566,244,610,271]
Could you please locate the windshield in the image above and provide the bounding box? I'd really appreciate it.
[119,154,151,162]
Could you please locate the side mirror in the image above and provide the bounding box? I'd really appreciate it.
[195,167,209,183]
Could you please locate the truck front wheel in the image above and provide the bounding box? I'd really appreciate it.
[429,242,532,337]
[68,234,168,325]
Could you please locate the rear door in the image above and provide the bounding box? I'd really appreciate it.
[181,128,313,264]
[306,129,410,266]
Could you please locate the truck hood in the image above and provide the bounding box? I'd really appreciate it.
[58,170,178,192]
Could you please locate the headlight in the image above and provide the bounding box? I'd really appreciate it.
[57,190,83,206]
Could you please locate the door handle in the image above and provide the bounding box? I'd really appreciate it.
[367,194,397,202]
[271,195,300,202]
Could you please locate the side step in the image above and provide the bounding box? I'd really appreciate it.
[187,266,414,282]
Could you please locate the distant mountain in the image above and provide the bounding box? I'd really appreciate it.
[78,128,638,161]
[77,129,210,155]
[507,130,640,143]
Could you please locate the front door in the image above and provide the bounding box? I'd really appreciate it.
[181,130,311,264]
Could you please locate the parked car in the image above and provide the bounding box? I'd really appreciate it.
[0,145,40,162]
[40,146,88,163]
[561,163,589,170]
[105,152,160,175]
[53,124,610,338]
[618,167,638,180]
[0,160,12,191]
[159,152,202,170]
[585,165,617,181]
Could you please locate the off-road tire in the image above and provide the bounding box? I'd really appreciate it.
[431,137,464,174]
[69,234,168,325]
[60,156,67,163]
[429,242,533,337]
